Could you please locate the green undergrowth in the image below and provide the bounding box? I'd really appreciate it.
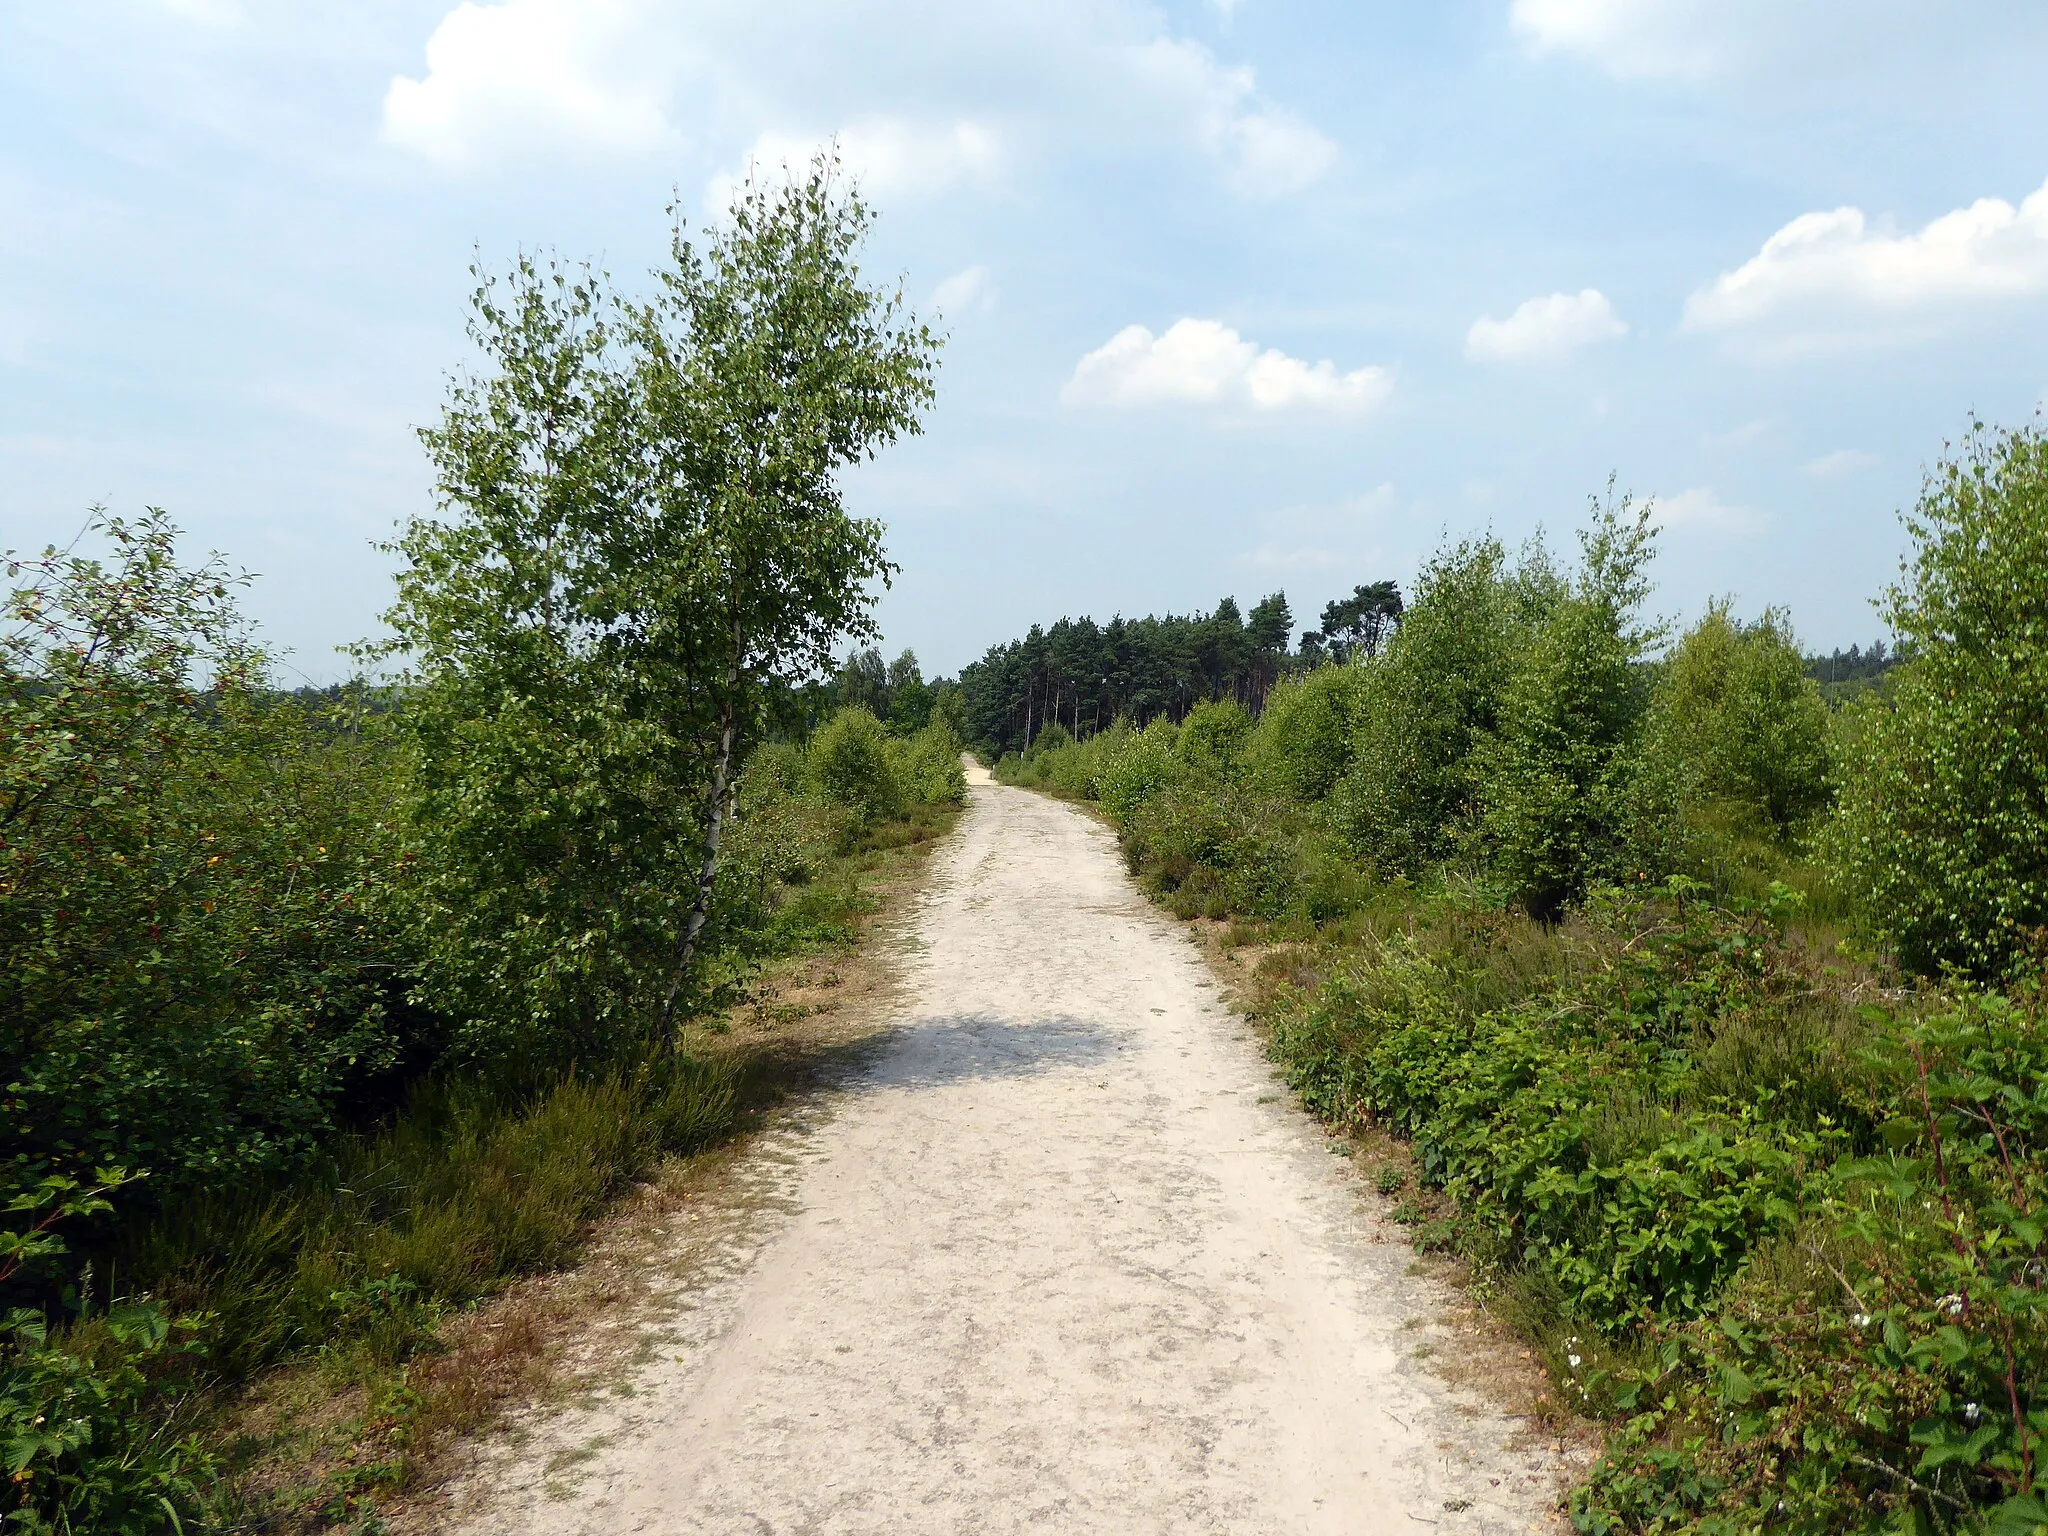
[1244,882,2047,1534]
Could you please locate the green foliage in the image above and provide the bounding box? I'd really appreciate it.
[1175,699,1251,779]
[886,722,968,809]
[3,515,414,1203]
[1474,498,1659,917]
[1094,718,1183,826]
[809,707,900,832]
[1330,535,1561,877]
[1,1303,213,1535]
[1255,880,2048,1532]
[1577,988,2048,1534]
[1827,422,2048,979]
[1639,604,1833,848]
[1246,665,1369,803]
[378,155,936,1063]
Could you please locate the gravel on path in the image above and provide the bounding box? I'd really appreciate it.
[439,766,1573,1535]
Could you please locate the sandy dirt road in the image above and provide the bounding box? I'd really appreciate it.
[439,768,1569,1535]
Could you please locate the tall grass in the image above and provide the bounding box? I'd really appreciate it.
[118,1053,739,1386]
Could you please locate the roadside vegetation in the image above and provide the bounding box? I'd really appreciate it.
[1,159,960,1533]
[990,424,2048,1536]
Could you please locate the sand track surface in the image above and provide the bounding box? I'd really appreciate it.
[436,770,1570,1534]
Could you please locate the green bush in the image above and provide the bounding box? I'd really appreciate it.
[1246,666,1369,802]
[1094,718,1183,826]
[0,1304,213,1535]
[809,706,900,832]
[1638,604,1832,848]
[1474,497,1658,918]
[886,721,968,807]
[3,516,418,1207]
[1330,535,1561,876]
[1827,422,2048,979]
[1175,699,1251,779]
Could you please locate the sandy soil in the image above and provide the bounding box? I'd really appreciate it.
[433,768,1573,1535]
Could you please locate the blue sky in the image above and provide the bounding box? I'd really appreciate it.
[5,1,2047,681]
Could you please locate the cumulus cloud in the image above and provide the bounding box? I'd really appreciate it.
[1685,177,2048,344]
[383,0,681,169]
[707,119,1002,209]
[1062,319,1391,414]
[1465,288,1626,363]
[931,265,994,315]
[1652,487,1759,534]
[1126,38,1335,196]
[1509,0,1723,79]
[385,0,1334,197]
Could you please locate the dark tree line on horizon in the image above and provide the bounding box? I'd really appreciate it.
[956,583,1408,757]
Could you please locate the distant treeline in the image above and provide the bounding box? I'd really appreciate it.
[956,581,1910,760]
[956,583,1405,756]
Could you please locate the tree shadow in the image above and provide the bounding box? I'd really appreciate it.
[858,1014,1126,1091]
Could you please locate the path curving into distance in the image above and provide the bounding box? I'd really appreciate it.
[439,765,1570,1535]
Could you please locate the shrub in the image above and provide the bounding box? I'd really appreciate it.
[1026,722,1072,758]
[1176,699,1251,779]
[1639,604,1832,844]
[2,517,418,1209]
[809,706,900,831]
[1475,496,1658,918]
[1330,536,1561,875]
[1095,718,1183,826]
[887,721,968,807]
[1247,666,1369,803]
[1,1304,214,1535]
[1828,422,2048,979]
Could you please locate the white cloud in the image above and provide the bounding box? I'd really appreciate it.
[1803,449,1877,477]
[382,0,682,169]
[1062,319,1391,414]
[1652,487,1760,535]
[931,265,994,315]
[385,0,1334,197]
[1685,177,2048,344]
[1465,288,1626,363]
[1128,37,1336,196]
[708,119,1003,210]
[1509,0,1722,79]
